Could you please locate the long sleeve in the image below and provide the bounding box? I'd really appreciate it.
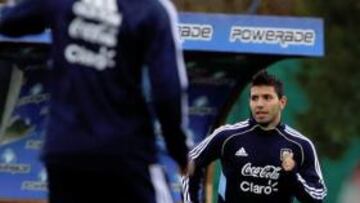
[144,1,189,168]
[0,0,48,36]
[289,139,327,202]
[183,126,232,203]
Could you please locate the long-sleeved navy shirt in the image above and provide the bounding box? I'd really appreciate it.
[0,0,189,169]
[183,118,327,203]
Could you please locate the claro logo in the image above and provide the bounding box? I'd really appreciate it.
[240,180,278,195]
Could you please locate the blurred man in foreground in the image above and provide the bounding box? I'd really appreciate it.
[0,0,190,202]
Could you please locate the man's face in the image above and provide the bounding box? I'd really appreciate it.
[249,85,287,128]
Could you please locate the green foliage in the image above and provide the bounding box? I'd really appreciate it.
[295,0,360,159]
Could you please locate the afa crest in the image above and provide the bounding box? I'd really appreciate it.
[280,148,293,161]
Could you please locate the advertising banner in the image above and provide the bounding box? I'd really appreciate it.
[0,64,50,200]
[0,13,324,57]
[179,13,324,56]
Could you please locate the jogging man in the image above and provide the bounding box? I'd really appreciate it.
[183,70,327,203]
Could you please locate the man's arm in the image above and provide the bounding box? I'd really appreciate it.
[144,1,189,171]
[284,139,327,203]
[0,0,48,36]
[183,126,232,203]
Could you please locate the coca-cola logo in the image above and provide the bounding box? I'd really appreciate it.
[241,163,281,180]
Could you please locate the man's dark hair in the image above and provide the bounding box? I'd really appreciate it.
[251,70,284,98]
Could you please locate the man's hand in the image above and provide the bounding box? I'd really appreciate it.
[180,160,195,176]
[282,152,296,171]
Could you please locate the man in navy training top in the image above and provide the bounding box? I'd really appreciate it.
[183,70,327,203]
[0,0,191,202]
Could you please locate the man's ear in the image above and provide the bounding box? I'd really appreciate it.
[280,96,287,110]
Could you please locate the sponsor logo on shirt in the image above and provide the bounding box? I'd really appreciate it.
[65,0,122,71]
[240,162,281,195]
[280,148,293,161]
[241,163,281,180]
[240,180,278,195]
[235,147,248,157]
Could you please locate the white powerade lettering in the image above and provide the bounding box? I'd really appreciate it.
[178,23,213,41]
[229,26,315,48]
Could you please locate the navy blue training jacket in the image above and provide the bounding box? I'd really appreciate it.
[183,119,327,203]
[0,0,189,169]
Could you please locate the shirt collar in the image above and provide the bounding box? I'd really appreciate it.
[249,117,285,131]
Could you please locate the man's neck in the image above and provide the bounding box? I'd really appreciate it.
[258,117,281,131]
[258,123,277,131]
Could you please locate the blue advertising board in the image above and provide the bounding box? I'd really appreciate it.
[179,12,324,56]
[0,12,324,56]
[0,65,49,200]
